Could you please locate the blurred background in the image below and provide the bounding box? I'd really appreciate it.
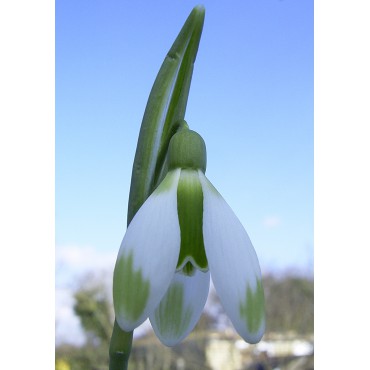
[56,0,313,369]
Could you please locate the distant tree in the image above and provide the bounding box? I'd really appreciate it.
[263,273,314,334]
[73,273,114,347]
[56,273,114,369]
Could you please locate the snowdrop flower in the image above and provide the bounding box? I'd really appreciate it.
[113,129,265,346]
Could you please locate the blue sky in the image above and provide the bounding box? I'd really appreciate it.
[56,0,313,280]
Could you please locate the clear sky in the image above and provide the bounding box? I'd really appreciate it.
[56,0,313,343]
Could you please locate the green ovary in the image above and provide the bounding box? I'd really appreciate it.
[113,251,150,322]
[239,279,265,334]
[154,282,192,337]
[168,129,207,172]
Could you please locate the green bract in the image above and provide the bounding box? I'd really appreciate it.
[127,6,206,225]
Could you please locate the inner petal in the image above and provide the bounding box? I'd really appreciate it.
[150,269,210,346]
[176,169,208,273]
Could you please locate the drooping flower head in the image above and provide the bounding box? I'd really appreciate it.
[113,127,265,346]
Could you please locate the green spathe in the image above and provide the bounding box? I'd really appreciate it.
[176,170,208,273]
[168,130,207,172]
[239,279,265,335]
[113,252,150,322]
[126,7,205,225]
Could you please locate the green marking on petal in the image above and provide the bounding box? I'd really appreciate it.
[239,279,265,334]
[154,282,192,338]
[113,251,150,322]
[182,261,196,276]
[176,170,208,271]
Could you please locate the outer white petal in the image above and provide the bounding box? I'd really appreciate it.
[150,269,210,346]
[199,171,265,343]
[113,169,181,331]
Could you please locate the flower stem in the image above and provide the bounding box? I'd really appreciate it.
[108,320,133,370]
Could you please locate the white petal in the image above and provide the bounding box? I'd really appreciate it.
[113,169,181,331]
[150,269,210,346]
[199,171,265,343]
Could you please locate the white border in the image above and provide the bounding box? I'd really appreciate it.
[315,0,370,368]
[0,1,55,368]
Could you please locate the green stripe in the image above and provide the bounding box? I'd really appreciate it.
[176,170,208,273]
